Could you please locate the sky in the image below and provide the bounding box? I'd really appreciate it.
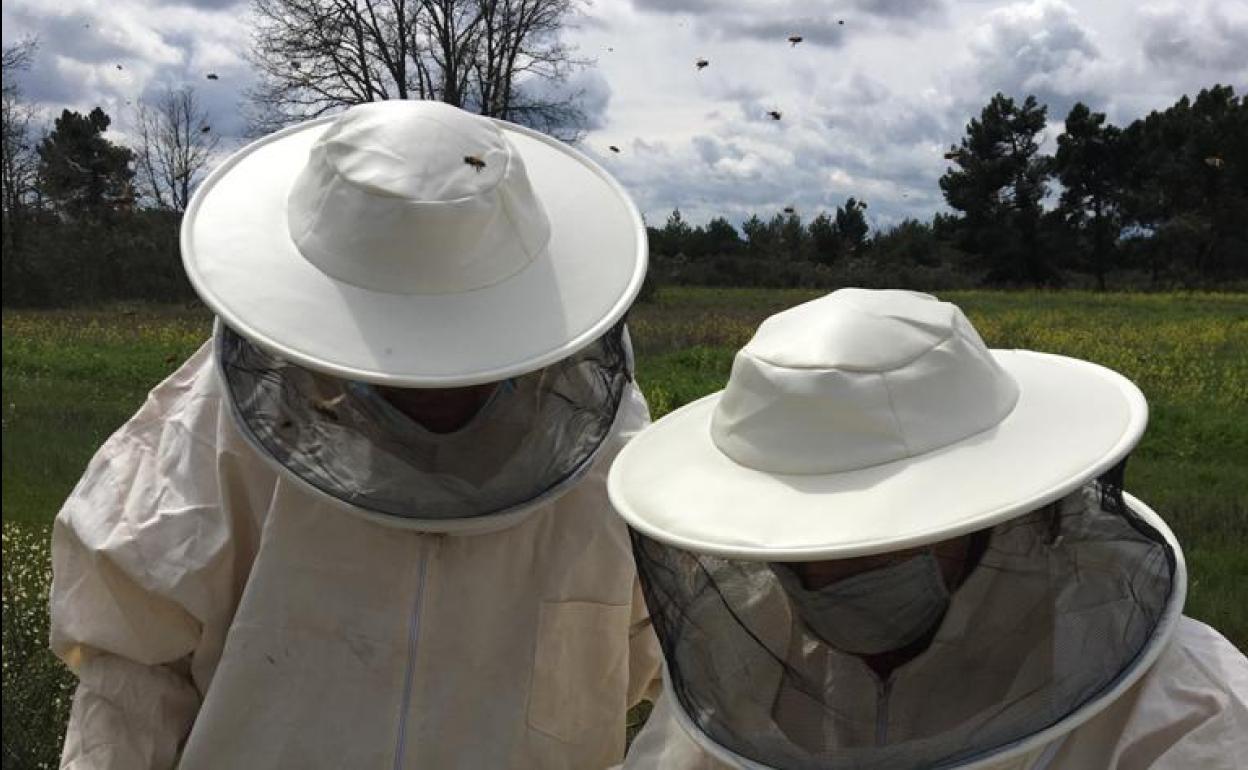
[3,0,1246,229]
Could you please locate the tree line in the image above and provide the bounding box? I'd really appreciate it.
[647,86,1246,295]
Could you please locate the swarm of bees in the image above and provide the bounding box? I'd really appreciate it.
[788,35,803,46]
[463,155,487,172]
[696,58,709,71]
[767,110,782,121]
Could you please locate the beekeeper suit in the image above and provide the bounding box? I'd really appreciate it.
[50,100,661,770]
[607,289,1248,769]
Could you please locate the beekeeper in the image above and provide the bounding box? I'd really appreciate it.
[50,100,661,770]
[608,289,1247,769]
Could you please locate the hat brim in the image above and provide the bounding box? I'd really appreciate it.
[608,351,1148,561]
[182,115,646,387]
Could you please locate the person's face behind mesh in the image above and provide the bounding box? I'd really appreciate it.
[376,381,501,434]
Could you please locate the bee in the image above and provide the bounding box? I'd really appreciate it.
[206,73,220,80]
[608,145,621,153]
[200,125,211,133]
[463,155,487,172]
[788,35,803,46]
[1205,156,1225,169]
[767,110,782,121]
[943,150,959,160]
[696,58,709,71]
[838,19,845,25]
[783,206,795,214]
[311,393,346,422]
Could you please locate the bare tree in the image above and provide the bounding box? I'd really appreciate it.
[472,0,587,136]
[2,38,42,293]
[247,0,590,139]
[132,87,220,212]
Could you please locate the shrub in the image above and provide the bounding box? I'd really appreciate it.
[2,522,75,769]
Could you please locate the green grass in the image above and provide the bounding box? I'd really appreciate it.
[1,290,1245,765]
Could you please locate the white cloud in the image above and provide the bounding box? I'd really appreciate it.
[3,0,1242,231]
[1139,2,1248,79]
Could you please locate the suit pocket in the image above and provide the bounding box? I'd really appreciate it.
[527,600,631,743]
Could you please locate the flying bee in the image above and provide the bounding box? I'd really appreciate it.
[206,73,220,80]
[311,393,346,422]
[767,110,782,121]
[608,145,621,153]
[788,35,803,46]
[783,206,795,214]
[1205,156,1225,169]
[463,155,487,172]
[696,58,709,70]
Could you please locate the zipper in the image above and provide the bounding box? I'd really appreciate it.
[392,536,438,770]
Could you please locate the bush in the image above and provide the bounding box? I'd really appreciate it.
[2,522,75,769]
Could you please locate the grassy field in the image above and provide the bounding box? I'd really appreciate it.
[2,288,1246,764]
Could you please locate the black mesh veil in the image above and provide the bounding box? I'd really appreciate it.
[632,469,1178,769]
[216,321,631,523]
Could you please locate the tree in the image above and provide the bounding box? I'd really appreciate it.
[741,213,776,259]
[248,0,591,139]
[807,211,840,265]
[698,216,742,256]
[37,108,134,221]
[1119,85,1247,283]
[1053,102,1126,290]
[2,39,42,300]
[940,93,1053,285]
[36,108,136,298]
[777,211,807,261]
[133,87,220,212]
[833,197,869,255]
[659,207,692,256]
[872,219,942,267]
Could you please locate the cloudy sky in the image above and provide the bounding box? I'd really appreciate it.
[3,0,1246,229]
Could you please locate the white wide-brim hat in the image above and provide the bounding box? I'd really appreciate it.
[608,289,1148,561]
[182,100,646,387]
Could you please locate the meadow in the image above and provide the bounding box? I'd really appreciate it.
[3,288,1246,766]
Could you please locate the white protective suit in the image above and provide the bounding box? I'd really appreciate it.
[625,616,1247,769]
[50,341,663,770]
